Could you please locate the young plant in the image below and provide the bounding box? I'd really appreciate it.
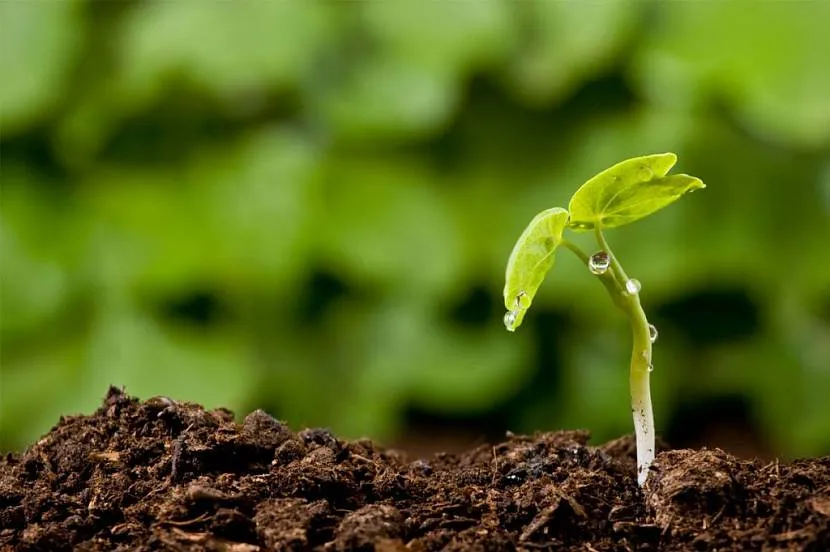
[502,153,705,486]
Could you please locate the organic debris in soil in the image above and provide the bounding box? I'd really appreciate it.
[1,388,828,551]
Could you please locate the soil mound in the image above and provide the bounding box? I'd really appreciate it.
[1,388,827,551]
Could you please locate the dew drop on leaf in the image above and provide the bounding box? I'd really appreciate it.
[588,251,611,275]
[648,324,658,343]
[625,278,642,295]
[647,363,654,373]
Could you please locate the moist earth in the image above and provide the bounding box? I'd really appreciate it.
[1,388,828,551]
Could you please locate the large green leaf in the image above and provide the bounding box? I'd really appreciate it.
[567,153,704,231]
[503,207,569,331]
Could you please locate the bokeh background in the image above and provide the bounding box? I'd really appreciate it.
[2,1,829,460]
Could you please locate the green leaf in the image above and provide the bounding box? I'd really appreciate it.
[503,207,569,331]
[567,153,704,231]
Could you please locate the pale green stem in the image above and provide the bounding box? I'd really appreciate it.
[560,239,590,265]
[562,232,656,485]
[594,227,628,289]
[593,226,655,486]
[561,239,624,310]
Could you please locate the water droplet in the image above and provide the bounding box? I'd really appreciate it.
[647,363,654,373]
[639,166,654,180]
[588,251,611,275]
[625,278,641,295]
[504,310,518,331]
[648,324,658,343]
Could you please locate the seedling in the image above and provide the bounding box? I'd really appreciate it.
[502,153,705,486]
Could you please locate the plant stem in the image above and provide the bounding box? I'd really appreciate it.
[562,239,624,310]
[560,239,590,264]
[594,226,655,486]
[594,226,627,289]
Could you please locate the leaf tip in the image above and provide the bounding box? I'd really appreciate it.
[682,174,706,190]
[653,152,679,176]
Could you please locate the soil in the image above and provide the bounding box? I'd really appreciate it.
[1,388,828,551]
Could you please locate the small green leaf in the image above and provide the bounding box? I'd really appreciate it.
[503,207,569,331]
[567,153,705,230]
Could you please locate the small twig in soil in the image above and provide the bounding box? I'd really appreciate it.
[490,446,500,486]
[517,540,564,549]
[708,504,727,528]
[660,515,674,537]
[160,513,211,527]
[519,492,586,543]
[170,436,185,482]
[187,484,234,502]
[170,424,193,482]
[89,451,122,464]
[438,517,478,529]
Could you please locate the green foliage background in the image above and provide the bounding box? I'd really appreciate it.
[2,1,829,457]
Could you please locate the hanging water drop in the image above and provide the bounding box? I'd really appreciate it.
[647,363,654,373]
[648,324,658,343]
[588,251,611,275]
[625,278,642,295]
[504,310,518,331]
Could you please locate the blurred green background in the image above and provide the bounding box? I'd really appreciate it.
[2,0,829,459]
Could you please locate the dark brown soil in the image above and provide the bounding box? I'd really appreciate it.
[1,388,828,551]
